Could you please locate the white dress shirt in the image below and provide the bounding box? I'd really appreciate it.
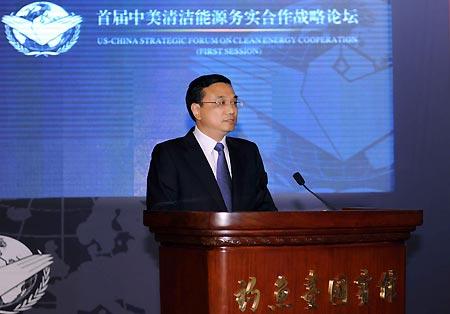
[193,126,232,179]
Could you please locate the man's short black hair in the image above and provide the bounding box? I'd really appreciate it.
[185,74,232,121]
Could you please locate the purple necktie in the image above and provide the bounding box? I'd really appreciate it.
[214,143,232,211]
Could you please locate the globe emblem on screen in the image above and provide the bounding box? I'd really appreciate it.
[1,2,82,56]
[0,235,53,312]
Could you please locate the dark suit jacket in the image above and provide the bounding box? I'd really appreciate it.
[146,129,277,211]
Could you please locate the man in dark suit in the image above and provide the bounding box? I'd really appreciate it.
[146,74,277,212]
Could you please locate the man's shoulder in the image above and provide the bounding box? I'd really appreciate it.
[227,136,257,147]
[153,136,184,154]
[227,136,259,153]
[155,136,185,147]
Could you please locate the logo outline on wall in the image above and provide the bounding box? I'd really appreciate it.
[0,235,53,313]
[2,1,82,57]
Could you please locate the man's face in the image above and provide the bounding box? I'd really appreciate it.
[191,82,238,141]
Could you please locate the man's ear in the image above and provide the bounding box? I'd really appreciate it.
[191,103,201,120]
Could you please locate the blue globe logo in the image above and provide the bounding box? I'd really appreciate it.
[2,2,82,56]
[0,236,53,311]
[0,236,37,308]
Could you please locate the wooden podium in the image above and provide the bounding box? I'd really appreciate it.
[144,209,422,314]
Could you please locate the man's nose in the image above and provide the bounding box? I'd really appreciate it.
[226,105,236,114]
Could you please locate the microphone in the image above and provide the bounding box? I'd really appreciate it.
[292,172,338,210]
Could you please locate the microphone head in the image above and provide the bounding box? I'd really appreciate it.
[292,172,305,186]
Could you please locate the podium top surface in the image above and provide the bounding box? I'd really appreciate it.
[144,209,422,247]
[144,208,422,230]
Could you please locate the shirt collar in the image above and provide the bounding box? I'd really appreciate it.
[193,126,227,153]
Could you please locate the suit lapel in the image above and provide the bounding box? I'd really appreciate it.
[183,130,227,211]
[227,137,244,211]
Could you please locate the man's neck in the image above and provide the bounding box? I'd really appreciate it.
[195,124,226,142]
